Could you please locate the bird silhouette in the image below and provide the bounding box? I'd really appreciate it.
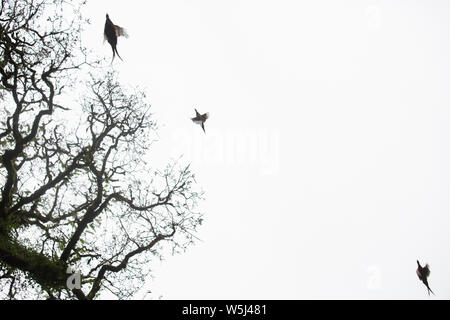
[416,260,434,296]
[191,109,209,133]
[104,14,128,62]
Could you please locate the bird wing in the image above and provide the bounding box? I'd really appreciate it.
[195,109,200,117]
[115,25,129,38]
[201,122,206,133]
[424,264,431,277]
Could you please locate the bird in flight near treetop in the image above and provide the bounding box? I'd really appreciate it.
[104,14,128,62]
[416,260,434,296]
[191,109,209,133]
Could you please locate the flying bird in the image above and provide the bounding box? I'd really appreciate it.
[191,109,209,133]
[104,14,128,62]
[416,260,434,296]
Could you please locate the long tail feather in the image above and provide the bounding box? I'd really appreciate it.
[427,285,435,296]
[114,47,123,61]
[110,46,123,63]
[111,46,115,63]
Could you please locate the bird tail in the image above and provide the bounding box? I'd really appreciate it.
[114,47,123,61]
[427,285,435,296]
[424,280,435,296]
[111,46,123,63]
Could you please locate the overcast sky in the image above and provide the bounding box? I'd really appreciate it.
[80,0,450,299]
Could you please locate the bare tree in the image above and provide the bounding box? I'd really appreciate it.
[0,0,203,299]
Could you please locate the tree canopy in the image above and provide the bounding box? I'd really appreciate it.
[0,0,203,299]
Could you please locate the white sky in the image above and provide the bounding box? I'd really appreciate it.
[79,0,450,299]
